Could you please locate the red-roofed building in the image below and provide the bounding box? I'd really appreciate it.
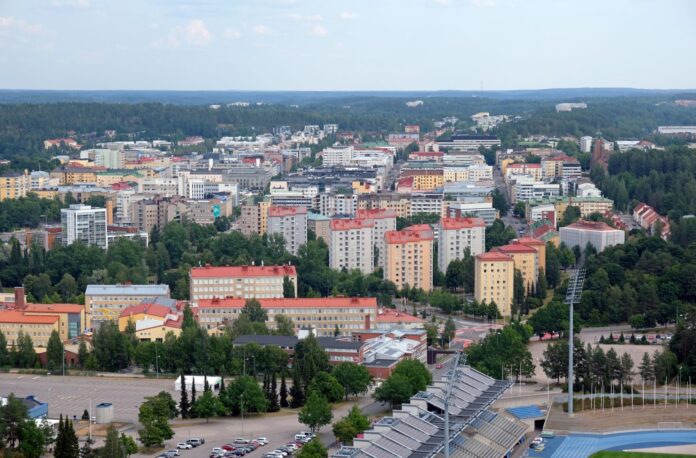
[408,151,444,162]
[385,225,434,291]
[437,217,486,273]
[0,310,60,347]
[474,251,514,317]
[196,297,378,337]
[633,203,670,240]
[117,301,182,342]
[267,206,308,255]
[374,308,426,330]
[511,237,547,273]
[560,219,626,252]
[396,176,414,193]
[189,265,297,305]
[24,303,86,341]
[495,243,539,290]
[329,219,375,274]
[506,162,543,181]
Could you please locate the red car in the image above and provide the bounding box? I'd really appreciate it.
[222,445,236,451]
[436,363,443,369]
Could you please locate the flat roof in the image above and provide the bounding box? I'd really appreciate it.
[190,265,297,278]
[198,297,378,309]
[0,311,59,325]
[86,284,170,296]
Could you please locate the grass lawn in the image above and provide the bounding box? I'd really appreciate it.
[590,451,695,457]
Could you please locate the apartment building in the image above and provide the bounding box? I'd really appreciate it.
[437,134,501,152]
[506,163,543,181]
[0,171,29,201]
[384,224,434,292]
[190,264,297,305]
[0,311,59,348]
[61,204,108,249]
[445,201,498,226]
[239,201,272,237]
[495,243,538,291]
[329,219,374,275]
[307,212,331,242]
[85,284,171,328]
[437,217,486,273]
[560,220,625,253]
[357,193,411,218]
[196,297,378,337]
[266,206,308,255]
[511,177,561,203]
[400,169,444,190]
[410,192,444,217]
[321,146,354,166]
[511,237,547,273]
[474,252,514,317]
[356,208,397,269]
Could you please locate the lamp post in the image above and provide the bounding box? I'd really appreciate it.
[155,343,159,379]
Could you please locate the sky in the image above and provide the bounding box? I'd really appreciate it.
[0,0,695,91]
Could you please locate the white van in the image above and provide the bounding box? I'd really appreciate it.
[294,434,309,443]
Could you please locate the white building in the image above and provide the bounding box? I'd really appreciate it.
[189,265,297,305]
[356,208,397,269]
[319,193,357,217]
[60,204,108,249]
[329,219,374,274]
[321,146,354,166]
[576,182,602,198]
[437,217,486,273]
[94,149,123,169]
[580,136,593,153]
[529,204,557,225]
[512,177,561,203]
[559,220,625,252]
[266,206,308,256]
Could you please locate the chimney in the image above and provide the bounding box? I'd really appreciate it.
[364,313,371,330]
[14,287,26,310]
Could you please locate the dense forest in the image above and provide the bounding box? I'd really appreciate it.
[592,146,696,219]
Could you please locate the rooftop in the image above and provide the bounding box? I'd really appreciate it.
[375,308,426,324]
[496,243,537,254]
[190,265,297,278]
[385,225,434,244]
[330,219,374,231]
[119,302,174,319]
[0,311,59,324]
[355,208,398,220]
[440,217,486,230]
[512,237,546,247]
[24,303,83,314]
[476,251,513,262]
[563,220,621,232]
[85,284,170,296]
[268,206,308,217]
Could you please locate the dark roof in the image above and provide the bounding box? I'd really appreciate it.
[364,359,399,368]
[233,335,298,347]
[450,134,499,141]
[21,396,45,409]
[316,337,364,350]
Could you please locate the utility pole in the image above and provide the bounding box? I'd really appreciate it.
[444,352,462,458]
[155,342,159,379]
[565,268,585,417]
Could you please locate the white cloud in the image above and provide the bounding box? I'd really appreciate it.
[472,0,496,6]
[223,28,242,39]
[184,19,211,45]
[434,0,453,5]
[50,0,89,8]
[288,13,323,21]
[0,16,43,34]
[153,19,212,49]
[311,25,328,37]
[339,11,360,20]
[253,25,272,35]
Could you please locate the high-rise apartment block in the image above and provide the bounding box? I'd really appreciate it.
[329,219,374,274]
[356,208,397,269]
[384,224,434,292]
[474,252,514,316]
[437,217,486,273]
[61,204,108,249]
[267,206,308,255]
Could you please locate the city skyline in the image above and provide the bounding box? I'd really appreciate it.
[0,0,695,91]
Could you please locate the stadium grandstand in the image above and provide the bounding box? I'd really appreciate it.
[332,359,528,458]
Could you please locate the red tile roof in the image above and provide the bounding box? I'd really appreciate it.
[356,209,397,220]
[119,302,172,319]
[440,217,486,230]
[330,219,374,231]
[0,311,59,324]
[512,237,546,247]
[197,297,378,309]
[190,265,297,278]
[564,220,619,232]
[268,206,308,217]
[375,308,425,324]
[497,244,537,254]
[476,252,513,262]
[25,303,83,314]
[385,225,434,244]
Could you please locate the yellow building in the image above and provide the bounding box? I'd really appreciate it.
[32,189,59,199]
[96,170,143,187]
[500,158,515,177]
[51,167,100,185]
[0,171,29,201]
[474,252,514,317]
[24,303,85,342]
[259,200,271,235]
[0,311,60,348]
[511,237,547,275]
[352,180,376,194]
[443,167,469,183]
[118,301,182,341]
[357,193,411,218]
[135,320,182,341]
[384,224,434,292]
[85,284,171,328]
[409,171,444,190]
[496,243,538,291]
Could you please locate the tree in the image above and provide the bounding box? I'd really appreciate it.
[19,420,45,458]
[308,372,345,403]
[293,334,330,390]
[298,391,332,433]
[0,330,8,366]
[332,405,370,445]
[280,373,289,408]
[267,373,280,412]
[15,331,36,368]
[274,314,295,336]
[391,359,432,392]
[295,439,328,458]
[241,298,267,323]
[332,363,372,400]
[77,341,88,369]
[560,206,581,227]
[289,370,305,408]
[639,352,654,382]
[541,339,568,384]
[46,330,64,372]
[619,352,634,387]
[137,394,174,448]
[0,394,29,448]
[192,390,224,423]
[100,425,122,458]
[179,374,190,419]
[92,321,130,372]
[283,276,296,298]
[513,269,525,317]
[373,374,413,407]
[442,318,456,348]
[445,260,465,291]
[119,434,138,457]
[222,375,267,416]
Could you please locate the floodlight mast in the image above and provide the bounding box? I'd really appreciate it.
[444,351,462,458]
[566,268,585,417]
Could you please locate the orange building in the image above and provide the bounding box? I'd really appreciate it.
[384,224,434,292]
[474,252,514,317]
[495,243,539,291]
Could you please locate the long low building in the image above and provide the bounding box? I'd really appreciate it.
[559,220,625,252]
[85,284,171,328]
[0,311,59,348]
[189,265,298,305]
[196,297,378,337]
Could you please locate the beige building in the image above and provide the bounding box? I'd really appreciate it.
[189,265,297,305]
[474,252,514,317]
[511,237,547,274]
[196,297,378,337]
[329,218,374,275]
[357,193,411,218]
[437,217,486,273]
[0,311,60,348]
[239,201,271,237]
[85,284,170,327]
[495,243,538,291]
[0,171,29,201]
[24,303,85,342]
[356,208,397,269]
[307,213,331,242]
[267,206,307,255]
[384,224,434,292]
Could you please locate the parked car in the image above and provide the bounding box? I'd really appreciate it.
[188,439,203,447]
[211,448,224,455]
[177,443,192,450]
[256,437,268,446]
[221,445,236,451]
[167,449,180,456]
[272,450,288,457]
